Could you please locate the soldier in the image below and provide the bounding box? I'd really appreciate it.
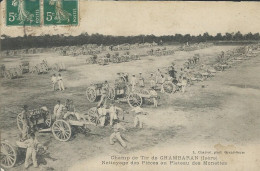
[109,119,127,148]
[24,132,47,169]
[149,73,156,88]
[109,102,123,126]
[160,75,166,93]
[21,105,30,140]
[97,104,108,127]
[131,74,137,91]
[168,66,177,81]
[131,106,148,128]
[138,72,145,87]
[150,88,158,107]
[53,100,65,120]
[181,77,188,93]
[155,69,162,83]
[65,99,75,112]
[51,74,57,91]
[57,73,65,91]
[98,81,109,107]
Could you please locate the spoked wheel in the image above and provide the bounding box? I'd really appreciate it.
[86,87,97,102]
[162,81,176,94]
[17,113,23,132]
[128,93,143,107]
[107,87,115,100]
[0,142,17,168]
[87,107,100,125]
[52,120,72,142]
[45,113,52,128]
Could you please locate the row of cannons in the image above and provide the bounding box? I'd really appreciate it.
[147,48,175,56]
[178,42,214,51]
[0,60,66,79]
[86,52,141,65]
[57,42,158,57]
[86,73,179,108]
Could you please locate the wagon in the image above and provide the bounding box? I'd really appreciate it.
[51,62,66,71]
[86,55,97,64]
[3,68,22,79]
[127,87,154,107]
[86,83,115,102]
[153,76,177,94]
[20,61,30,74]
[98,57,110,65]
[16,108,94,142]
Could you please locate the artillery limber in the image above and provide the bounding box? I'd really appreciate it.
[86,55,97,64]
[20,61,30,74]
[98,57,110,65]
[3,67,23,79]
[16,107,95,142]
[0,139,46,169]
[86,83,114,102]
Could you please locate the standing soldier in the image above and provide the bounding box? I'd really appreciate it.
[155,69,162,84]
[109,102,123,126]
[180,76,188,93]
[51,74,57,91]
[109,119,127,148]
[160,75,166,93]
[21,105,30,140]
[57,73,65,91]
[131,106,148,128]
[131,74,137,91]
[97,104,108,127]
[65,99,75,112]
[24,132,47,169]
[98,81,109,107]
[138,72,145,87]
[149,88,158,107]
[53,100,65,120]
[149,73,156,89]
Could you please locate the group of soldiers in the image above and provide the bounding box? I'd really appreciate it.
[19,105,47,169]
[51,73,65,91]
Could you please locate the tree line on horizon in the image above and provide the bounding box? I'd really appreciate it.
[1,31,260,50]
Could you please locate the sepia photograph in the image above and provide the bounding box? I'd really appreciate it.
[0,1,260,171]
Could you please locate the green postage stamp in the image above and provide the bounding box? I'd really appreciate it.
[6,0,41,26]
[44,0,78,25]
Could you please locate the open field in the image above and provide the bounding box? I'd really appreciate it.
[1,44,260,170]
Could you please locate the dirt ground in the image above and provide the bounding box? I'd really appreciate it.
[1,45,260,171]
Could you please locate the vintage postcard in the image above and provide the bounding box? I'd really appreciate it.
[0,1,260,171]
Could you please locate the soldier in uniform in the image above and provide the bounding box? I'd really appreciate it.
[24,132,47,169]
[97,104,108,127]
[51,74,57,91]
[109,102,124,126]
[131,106,148,128]
[109,119,127,148]
[138,72,145,87]
[57,73,65,91]
[131,74,137,91]
[21,105,31,140]
[149,73,156,89]
[98,81,109,107]
[53,100,65,120]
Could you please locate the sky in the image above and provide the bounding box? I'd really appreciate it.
[1,1,260,37]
